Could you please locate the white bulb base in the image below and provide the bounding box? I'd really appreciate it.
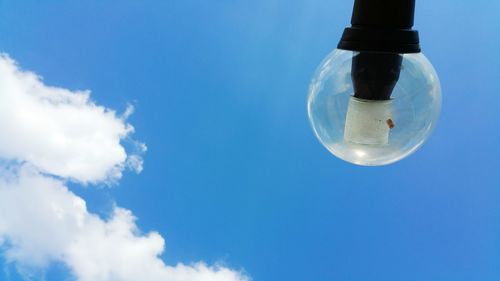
[344,97,393,145]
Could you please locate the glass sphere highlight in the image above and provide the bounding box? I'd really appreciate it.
[307,49,441,166]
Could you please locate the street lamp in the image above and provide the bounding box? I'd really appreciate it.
[308,0,441,166]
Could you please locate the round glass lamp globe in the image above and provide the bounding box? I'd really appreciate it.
[307,49,441,166]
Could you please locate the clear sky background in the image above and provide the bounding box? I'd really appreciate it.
[0,0,499,281]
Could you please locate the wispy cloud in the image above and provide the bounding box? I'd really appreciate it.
[0,55,249,281]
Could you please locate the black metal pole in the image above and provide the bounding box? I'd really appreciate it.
[351,0,415,29]
[338,0,420,100]
[338,0,420,54]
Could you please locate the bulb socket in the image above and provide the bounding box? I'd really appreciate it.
[352,52,403,100]
[338,0,420,53]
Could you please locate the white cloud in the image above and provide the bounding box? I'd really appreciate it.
[0,54,140,183]
[0,55,249,281]
[0,166,248,281]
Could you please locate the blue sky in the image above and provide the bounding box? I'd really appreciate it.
[0,0,499,281]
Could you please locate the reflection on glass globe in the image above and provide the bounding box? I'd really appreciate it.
[307,49,441,166]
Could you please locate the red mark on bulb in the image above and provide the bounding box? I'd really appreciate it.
[386,119,395,129]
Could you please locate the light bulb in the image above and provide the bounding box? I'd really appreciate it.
[307,0,441,166]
